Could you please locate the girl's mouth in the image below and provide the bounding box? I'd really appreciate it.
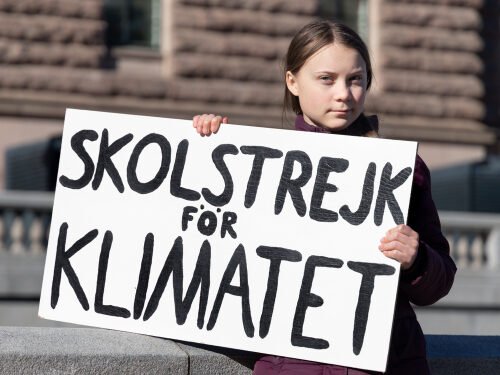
[331,109,351,116]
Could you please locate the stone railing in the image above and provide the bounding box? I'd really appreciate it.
[0,190,53,253]
[439,211,500,270]
[0,327,498,375]
[1,190,500,270]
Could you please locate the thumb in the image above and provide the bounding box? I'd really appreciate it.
[222,117,228,124]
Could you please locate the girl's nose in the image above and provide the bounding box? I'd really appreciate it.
[334,81,351,101]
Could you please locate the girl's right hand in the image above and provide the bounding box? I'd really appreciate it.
[193,114,228,136]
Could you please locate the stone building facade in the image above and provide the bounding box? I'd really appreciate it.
[0,0,499,188]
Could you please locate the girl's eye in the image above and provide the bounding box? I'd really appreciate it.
[319,76,333,83]
[350,75,363,82]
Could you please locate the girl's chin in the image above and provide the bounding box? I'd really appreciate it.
[318,120,351,131]
[304,115,354,131]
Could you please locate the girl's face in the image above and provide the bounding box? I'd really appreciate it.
[286,43,367,131]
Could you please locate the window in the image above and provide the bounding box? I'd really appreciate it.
[318,0,369,42]
[104,0,161,49]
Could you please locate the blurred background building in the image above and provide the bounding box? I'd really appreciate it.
[1,0,500,336]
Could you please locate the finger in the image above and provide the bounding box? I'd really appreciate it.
[202,114,215,135]
[388,224,418,239]
[382,231,412,248]
[381,248,400,258]
[193,115,200,128]
[380,236,419,253]
[209,116,222,135]
[380,249,404,264]
[213,116,227,134]
[379,239,418,264]
[383,227,418,246]
[381,231,408,244]
[379,240,406,252]
[195,114,208,134]
[381,233,419,251]
[381,248,416,270]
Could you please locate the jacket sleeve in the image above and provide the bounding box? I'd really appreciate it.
[399,156,457,306]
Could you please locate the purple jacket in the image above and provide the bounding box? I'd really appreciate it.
[253,115,457,375]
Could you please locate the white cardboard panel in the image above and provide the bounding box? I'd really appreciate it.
[39,109,418,372]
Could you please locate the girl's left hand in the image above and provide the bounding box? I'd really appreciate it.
[379,224,419,270]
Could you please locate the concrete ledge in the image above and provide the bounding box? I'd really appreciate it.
[178,342,257,375]
[0,328,499,374]
[0,327,189,375]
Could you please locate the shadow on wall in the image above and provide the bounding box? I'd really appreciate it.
[5,135,62,191]
[431,157,500,213]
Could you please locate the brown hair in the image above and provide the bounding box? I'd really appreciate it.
[283,20,373,117]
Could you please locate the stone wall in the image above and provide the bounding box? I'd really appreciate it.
[479,0,500,139]
[0,0,497,163]
[371,0,495,144]
[0,0,316,127]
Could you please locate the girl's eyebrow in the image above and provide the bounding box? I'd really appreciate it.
[314,70,338,75]
[314,68,364,75]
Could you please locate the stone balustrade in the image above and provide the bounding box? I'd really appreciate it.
[1,191,500,271]
[0,190,53,254]
[439,211,500,269]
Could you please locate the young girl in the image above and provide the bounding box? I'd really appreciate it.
[192,20,456,375]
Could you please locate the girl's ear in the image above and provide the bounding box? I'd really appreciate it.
[286,71,299,96]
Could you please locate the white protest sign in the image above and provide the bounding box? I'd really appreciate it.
[39,109,417,372]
